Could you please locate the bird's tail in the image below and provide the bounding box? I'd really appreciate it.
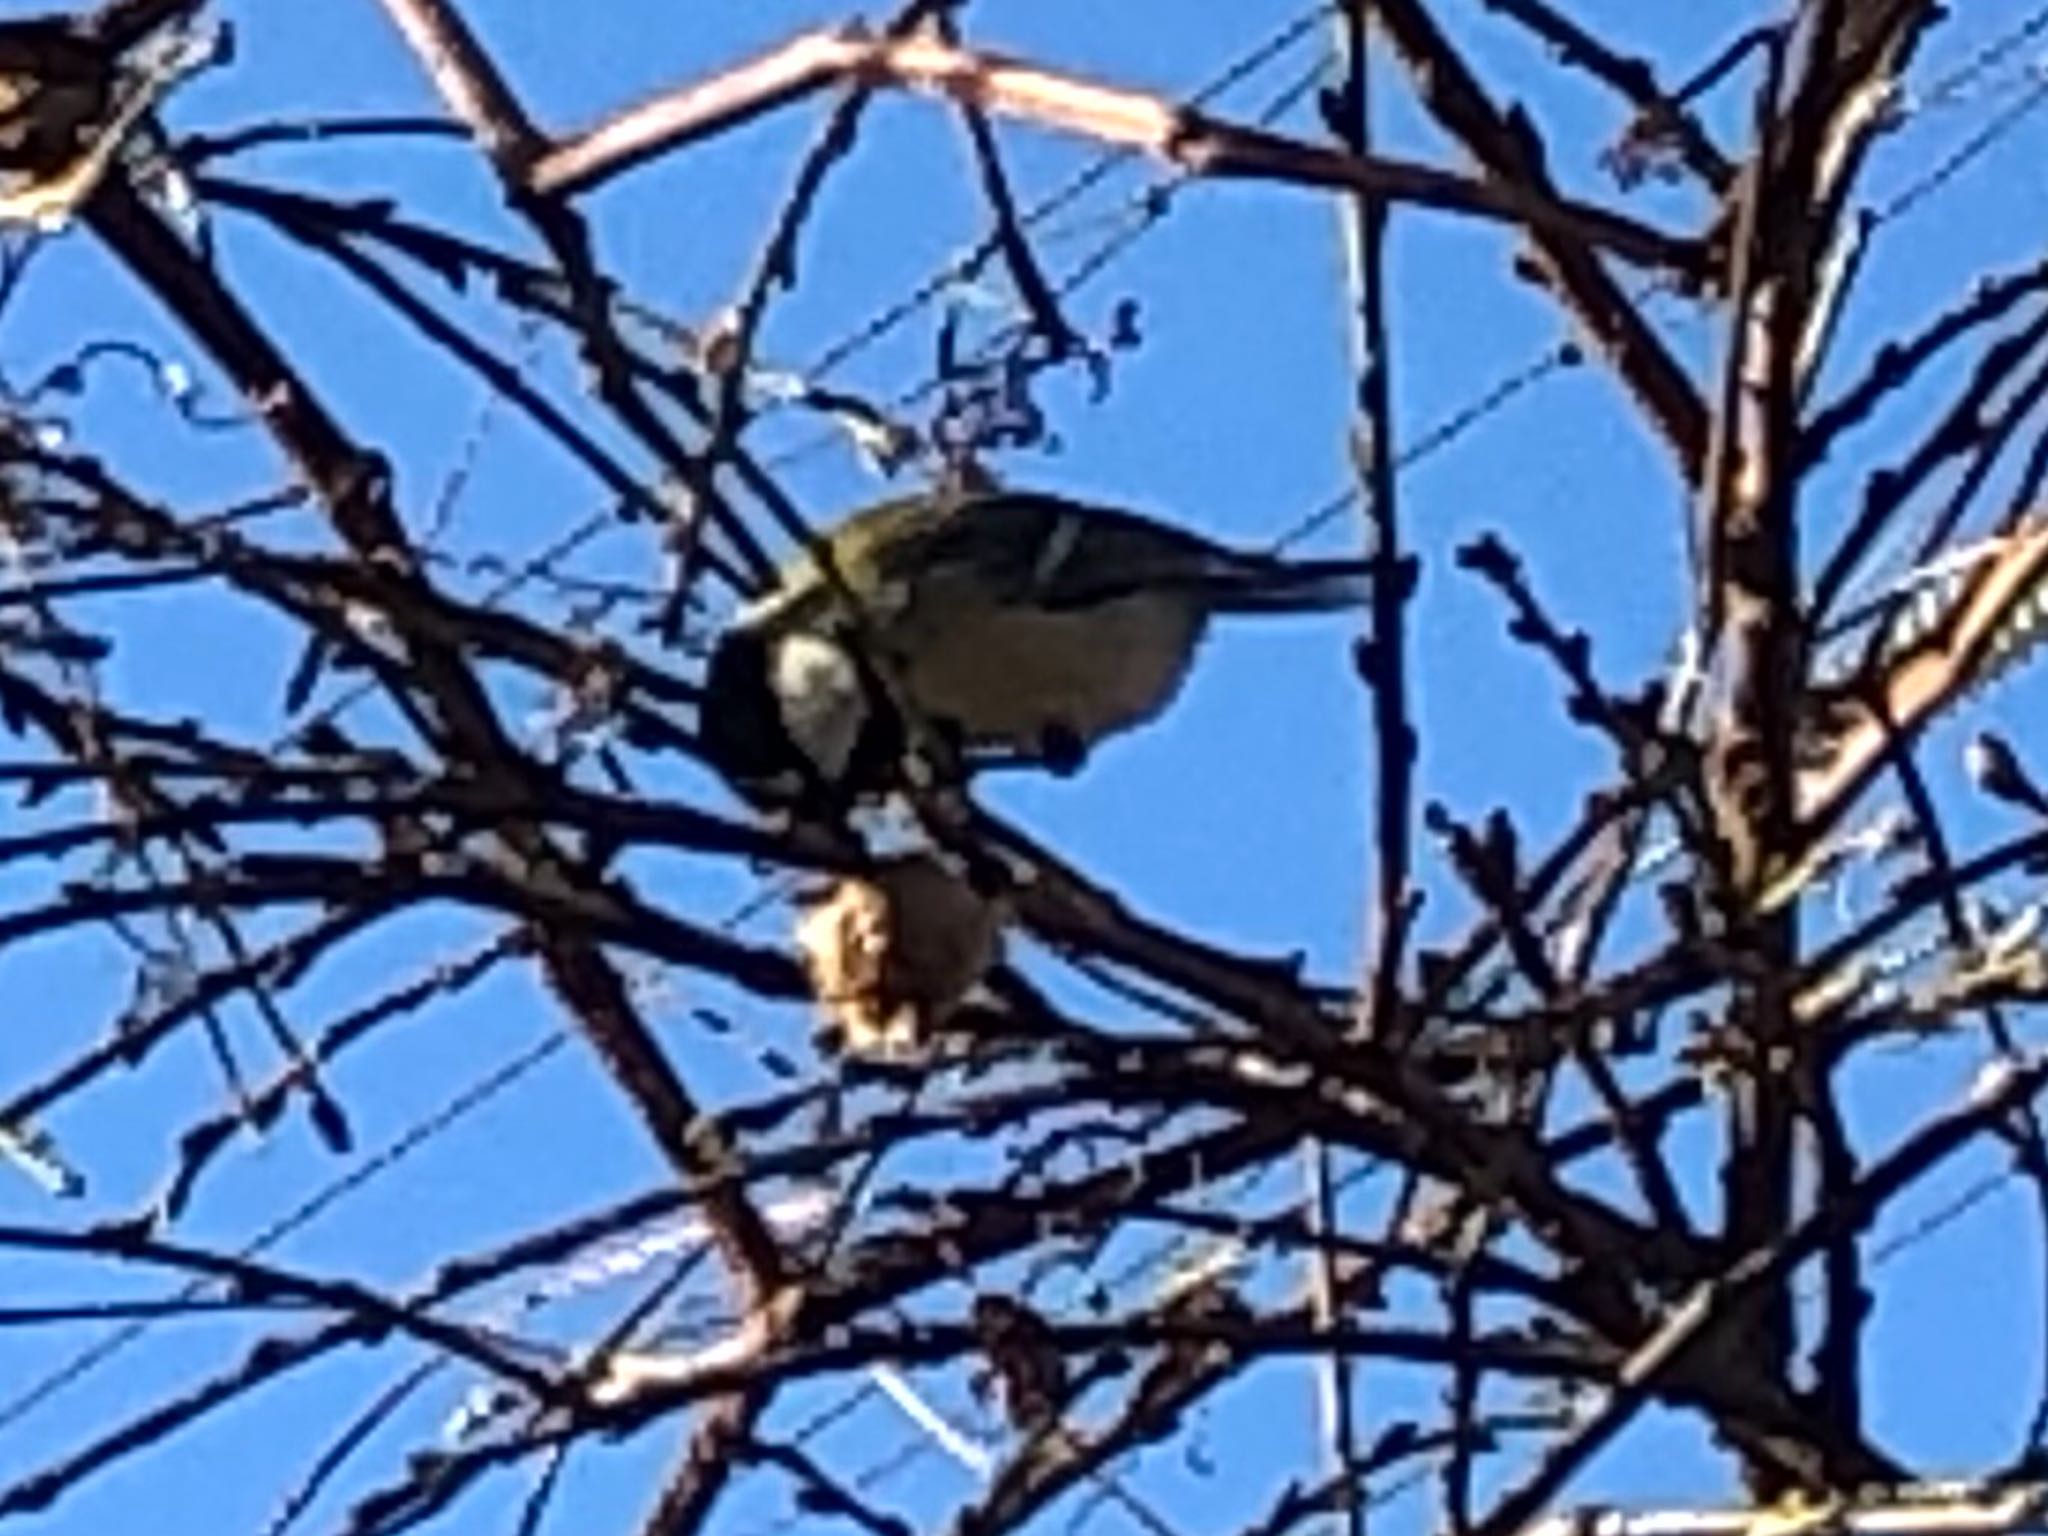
[1198,556,1373,614]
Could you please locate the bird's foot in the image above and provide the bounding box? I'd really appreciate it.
[1037,724,1088,777]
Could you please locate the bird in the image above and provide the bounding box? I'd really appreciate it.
[697,487,1370,811]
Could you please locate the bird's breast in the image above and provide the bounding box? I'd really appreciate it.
[889,590,1205,748]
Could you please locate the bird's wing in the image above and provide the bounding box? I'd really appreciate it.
[901,493,1227,611]
[867,492,1059,605]
[752,491,1256,626]
[743,496,941,631]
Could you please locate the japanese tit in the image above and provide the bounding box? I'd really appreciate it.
[698,488,1371,811]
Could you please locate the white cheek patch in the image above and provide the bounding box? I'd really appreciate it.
[771,632,868,781]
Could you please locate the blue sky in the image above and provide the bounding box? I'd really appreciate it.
[2,2,2047,1533]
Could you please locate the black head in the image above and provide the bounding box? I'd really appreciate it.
[697,627,793,804]
[697,624,905,815]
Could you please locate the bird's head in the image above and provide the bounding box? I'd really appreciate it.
[698,623,901,814]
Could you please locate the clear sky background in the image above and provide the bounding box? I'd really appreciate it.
[1,3,2045,1534]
